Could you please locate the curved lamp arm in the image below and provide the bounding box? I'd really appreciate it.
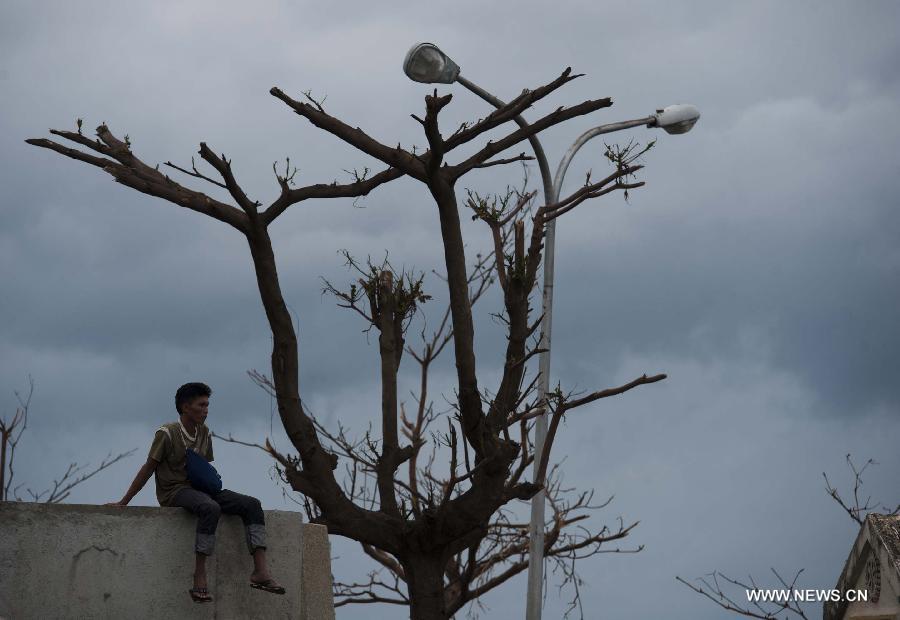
[455,75,555,206]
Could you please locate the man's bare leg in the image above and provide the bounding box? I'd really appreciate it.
[250,548,273,582]
[191,553,212,601]
[250,548,283,592]
[194,553,208,586]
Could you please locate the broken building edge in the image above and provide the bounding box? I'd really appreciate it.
[826,513,900,620]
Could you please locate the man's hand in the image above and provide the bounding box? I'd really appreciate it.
[105,500,128,507]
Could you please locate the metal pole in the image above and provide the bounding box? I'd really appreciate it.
[455,76,556,620]
[526,117,654,619]
[458,73,656,619]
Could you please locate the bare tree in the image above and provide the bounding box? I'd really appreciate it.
[1,376,134,503]
[247,308,642,618]
[823,454,899,525]
[27,69,666,619]
[676,454,899,619]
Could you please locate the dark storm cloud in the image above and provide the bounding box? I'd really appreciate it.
[2,2,899,619]
[545,87,900,415]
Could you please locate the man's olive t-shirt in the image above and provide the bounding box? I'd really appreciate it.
[148,421,213,507]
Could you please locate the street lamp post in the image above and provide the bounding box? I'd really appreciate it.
[403,43,699,620]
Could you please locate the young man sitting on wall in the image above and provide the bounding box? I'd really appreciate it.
[108,382,284,603]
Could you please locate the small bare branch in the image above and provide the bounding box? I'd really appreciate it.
[473,152,535,169]
[822,454,889,525]
[536,374,667,485]
[163,156,228,189]
[25,450,136,504]
[676,569,809,619]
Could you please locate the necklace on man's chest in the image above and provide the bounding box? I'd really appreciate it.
[178,421,198,445]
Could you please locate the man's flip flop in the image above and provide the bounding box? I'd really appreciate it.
[189,587,213,603]
[250,579,286,595]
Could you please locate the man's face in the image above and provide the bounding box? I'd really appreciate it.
[181,396,209,427]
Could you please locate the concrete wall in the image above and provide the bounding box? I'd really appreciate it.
[0,502,334,620]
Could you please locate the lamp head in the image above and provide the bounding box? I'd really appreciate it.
[403,43,460,84]
[651,104,700,135]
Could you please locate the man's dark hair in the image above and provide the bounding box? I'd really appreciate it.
[175,382,212,414]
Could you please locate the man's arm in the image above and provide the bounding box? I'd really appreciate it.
[107,458,158,506]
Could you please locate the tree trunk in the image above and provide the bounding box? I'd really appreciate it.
[404,554,450,620]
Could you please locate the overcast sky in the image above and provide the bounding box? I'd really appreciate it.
[2,1,899,618]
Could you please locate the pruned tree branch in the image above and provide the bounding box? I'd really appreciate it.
[447,95,613,179]
[533,374,667,486]
[264,166,404,225]
[442,68,584,152]
[270,86,427,180]
[196,142,260,217]
[26,125,251,232]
